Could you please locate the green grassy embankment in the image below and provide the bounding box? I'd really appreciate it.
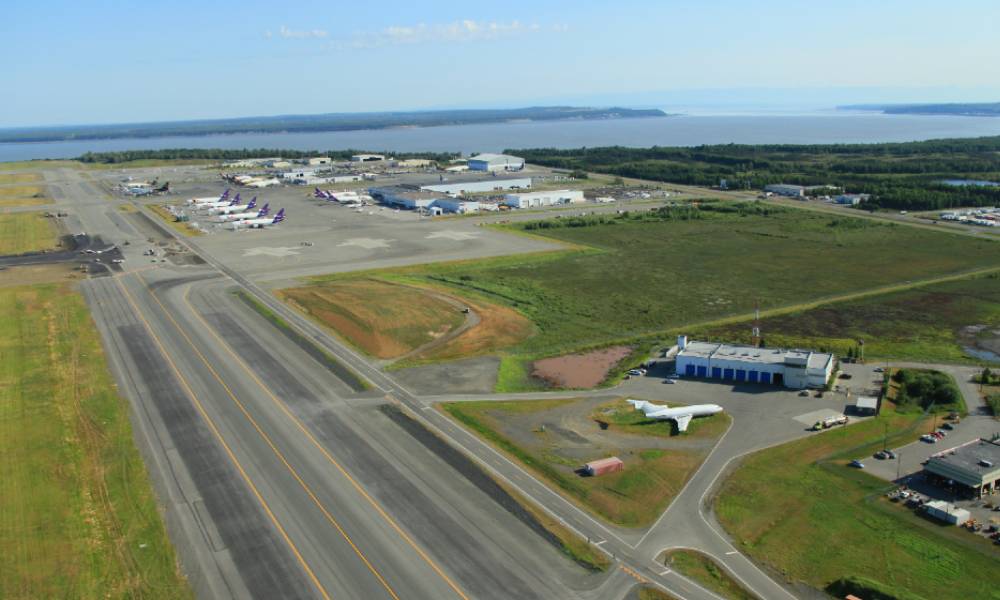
[660,549,758,600]
[147,205,203,237]
[0,212,59,255]
[0,282,191,599]
[715,397,999,599]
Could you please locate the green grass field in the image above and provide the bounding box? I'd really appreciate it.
[441,398,729,527]
[358,204,1000,388]
[0,282,190,599]
[0,212,59,255]
[715,402,1000,599]
[0,173,42,184]
[661,549,758,600]
[0,184,49,207]
[695,274,1000,364]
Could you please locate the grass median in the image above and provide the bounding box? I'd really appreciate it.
[0,282,190,599]
[660,549,759,600]
[0,212,59,255]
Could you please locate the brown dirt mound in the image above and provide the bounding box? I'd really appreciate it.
[416,294,534,362]
[532,346,632,389]
[279,279,464,359]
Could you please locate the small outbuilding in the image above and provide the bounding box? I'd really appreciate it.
[922,500,971,525]
[854,396,879,416]
[583,457,624,477]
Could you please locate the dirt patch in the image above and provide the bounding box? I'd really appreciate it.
[414,291,534,362]
[532,346,632,389]
[279,279,466,359]
[0,263,83,287]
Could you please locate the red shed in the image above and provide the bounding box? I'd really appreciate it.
[584,457,624,477]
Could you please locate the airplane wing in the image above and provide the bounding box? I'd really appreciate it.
[673,414,693,432]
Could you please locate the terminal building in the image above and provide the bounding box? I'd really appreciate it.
[468,153,525,172]
[674,336,834,389]
[924,437,1000,498]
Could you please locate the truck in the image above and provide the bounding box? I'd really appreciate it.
[812,415,849,431]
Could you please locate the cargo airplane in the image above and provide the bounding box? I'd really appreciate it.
[188,189,231,206]
[209,196,257,215]
[626,399,723,432]
[216,203,269,222]
[233,208,285,229]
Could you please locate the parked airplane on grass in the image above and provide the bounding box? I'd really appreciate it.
[626,399,723,432]
[215,203,269,222]
[233,208,285,229]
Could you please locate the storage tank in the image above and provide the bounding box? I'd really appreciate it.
[677,335,688,350]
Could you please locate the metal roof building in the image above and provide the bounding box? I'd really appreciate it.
[925,438,1000,497]
[468,153,525,172]
[421,177,532,195]
[675,336,834,389]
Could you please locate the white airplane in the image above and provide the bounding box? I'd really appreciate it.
[187,189,231,206]
[215,204,269,223]
[626,399,723,432]
[197,192,244,211]
[208,196,257,215]
[233,208,285,229]
[245,177,281,188]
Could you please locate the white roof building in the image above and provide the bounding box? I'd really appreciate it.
[468,153,525,172]
[675,336,834,389]
[421,177,531,195]
[503,189,585,209]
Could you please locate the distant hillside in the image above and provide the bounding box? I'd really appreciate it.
[0,106,668,144]
[840,102,1000,117]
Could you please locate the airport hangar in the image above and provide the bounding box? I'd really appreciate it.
[675,336,834,389]
[924,437,1000,499]
[468,153,525,172]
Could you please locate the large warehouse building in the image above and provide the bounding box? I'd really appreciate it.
[504,189,585,209]
[468,153,525,172]
[675,336,834,389]
[421,177,532,195]
[925,437,1000,499]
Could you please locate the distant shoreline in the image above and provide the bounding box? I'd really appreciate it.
[839,102,1000,117]
[0,106,668,144]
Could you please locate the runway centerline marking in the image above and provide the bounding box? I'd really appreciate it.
[178,279,470,600]
[112,276,332,600]
[136,273,401,600]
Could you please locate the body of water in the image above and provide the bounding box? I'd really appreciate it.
[4,112,1000,162]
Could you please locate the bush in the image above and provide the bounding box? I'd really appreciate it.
[827,576,929,600]
[892,369,963,412]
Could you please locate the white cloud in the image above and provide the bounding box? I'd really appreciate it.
[269,25,328,40]
[340,19,567,49]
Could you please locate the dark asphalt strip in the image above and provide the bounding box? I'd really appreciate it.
[204,311,544,600]
[118,323,316,600]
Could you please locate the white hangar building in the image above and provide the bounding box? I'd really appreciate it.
[503,189,585,209]
[675,336,834,389]
[421,177,531,195]
[468,153,525,172]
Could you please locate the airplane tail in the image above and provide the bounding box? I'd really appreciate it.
[259,203,269,215]
[229,193,241,206]
[627,399,649,412]
[272,208,285,223]
[246,196,257,209]
[221,188,230,199]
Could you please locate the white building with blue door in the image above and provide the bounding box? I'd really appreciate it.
[674,336,834,389]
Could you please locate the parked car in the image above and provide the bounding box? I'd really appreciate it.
[874,367,885,373]
[942,422,954,430]
[874,451,888,460]
[921,434,938,443]
[627,369,643,376]
[666,373,680,380]
[885,450,897,459]
[663,379,676,384]
[849,460,865,469]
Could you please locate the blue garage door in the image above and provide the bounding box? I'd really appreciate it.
[748,370,759,383]
[723,368,734,380]
[735,369,746,381]
[685,364,696,376]
[760,372,771,384]
[711,367,722,379]
[696,365,708,377]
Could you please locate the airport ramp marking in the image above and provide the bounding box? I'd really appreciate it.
[243,246,301,257]
[793,408,844,425]
[336,237,394,249]
[426,231,479,241]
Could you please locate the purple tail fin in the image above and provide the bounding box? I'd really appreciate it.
[273,208,285,223]
[246,197,257,209]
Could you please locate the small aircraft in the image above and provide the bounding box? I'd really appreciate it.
[234,208,285,229]
[626,399,723,433]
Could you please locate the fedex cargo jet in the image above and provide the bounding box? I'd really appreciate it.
[209,196,257,215]
[626,399,723,432]
[216,204,269,222]
[188,189,230,205]
[234,208,285,229]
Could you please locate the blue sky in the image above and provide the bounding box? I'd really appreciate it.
[3,0,999,127]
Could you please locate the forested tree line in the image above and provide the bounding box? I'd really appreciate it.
[75,148,459,164]
[509,138,1000,211]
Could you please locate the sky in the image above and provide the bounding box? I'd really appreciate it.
[3,0,1000,128]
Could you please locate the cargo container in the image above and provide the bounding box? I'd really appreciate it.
[584,457,624,477]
